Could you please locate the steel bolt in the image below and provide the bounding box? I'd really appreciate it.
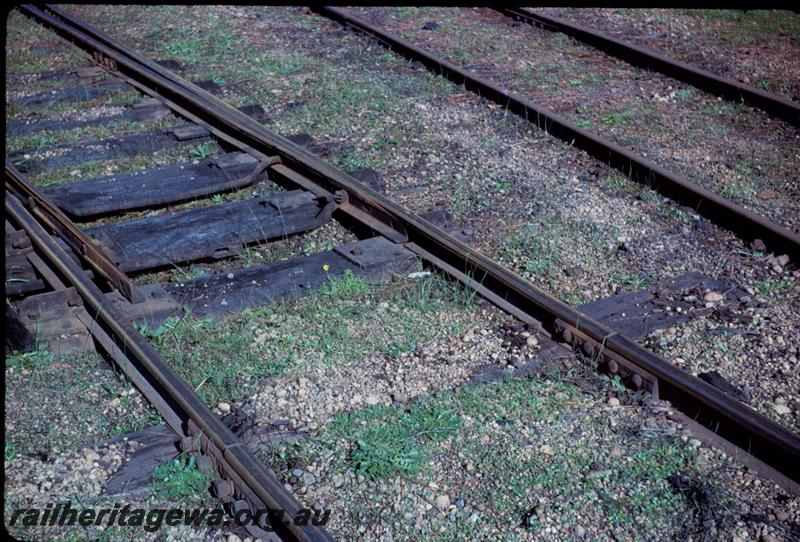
[230,500,252,521]
[212,478,234,500]
[607,360,619,374]
[196,455,214,472]
[231,500,249,513]
[179,436,198,452]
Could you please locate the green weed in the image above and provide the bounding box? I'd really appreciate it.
[492,181,511,192]
[191,142,217,159]
[326,402,461,480]
[755,277,795,299]
[614,273,648,290]
[151,455,214,503]
[5,442,19,463]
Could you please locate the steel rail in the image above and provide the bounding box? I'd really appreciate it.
[6,165,142,303]
[315,7,800,265]
[496,8,800,126]
[19,4,800,486]
[5,163,334,542]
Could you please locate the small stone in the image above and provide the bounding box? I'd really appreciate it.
[435,494,450,510]
[574,525,586,538]
[772,404,791,416]
[226,272,234,280]
[302,472,316,486]
[365,394,381,406]
[84,450,100,462]
[703,291,724,303]
[526,336,538,347]
[539,444,554,456]
[291,468,304,478]
[217,402,231,413]
[608,397,621,407]
[775,510,789,522]
[228,534,242,542]
[757,189,777,200]
[752,239,767,252]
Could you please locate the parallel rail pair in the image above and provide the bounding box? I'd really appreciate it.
[318,7,800,264]
[498,8,800,126]
[10,6,800,540]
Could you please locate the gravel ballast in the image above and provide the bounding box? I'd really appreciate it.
[5,6,800,541]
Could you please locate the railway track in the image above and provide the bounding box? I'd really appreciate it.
[317,7,800,264]
[496,8,800,126]
[5,5,800,540]
[6,169,334,542]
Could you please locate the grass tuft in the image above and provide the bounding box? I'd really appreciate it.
[328,402,461,480]
[151,455,214,503]
[145,272,477,406]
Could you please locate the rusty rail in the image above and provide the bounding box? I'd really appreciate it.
[316,7,800,265]
[5,164,334,542]
[19,4,800,488]
[497,8,800,126]
[6,164,142,303]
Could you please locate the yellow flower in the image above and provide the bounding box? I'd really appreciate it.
[323,264,330,272]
